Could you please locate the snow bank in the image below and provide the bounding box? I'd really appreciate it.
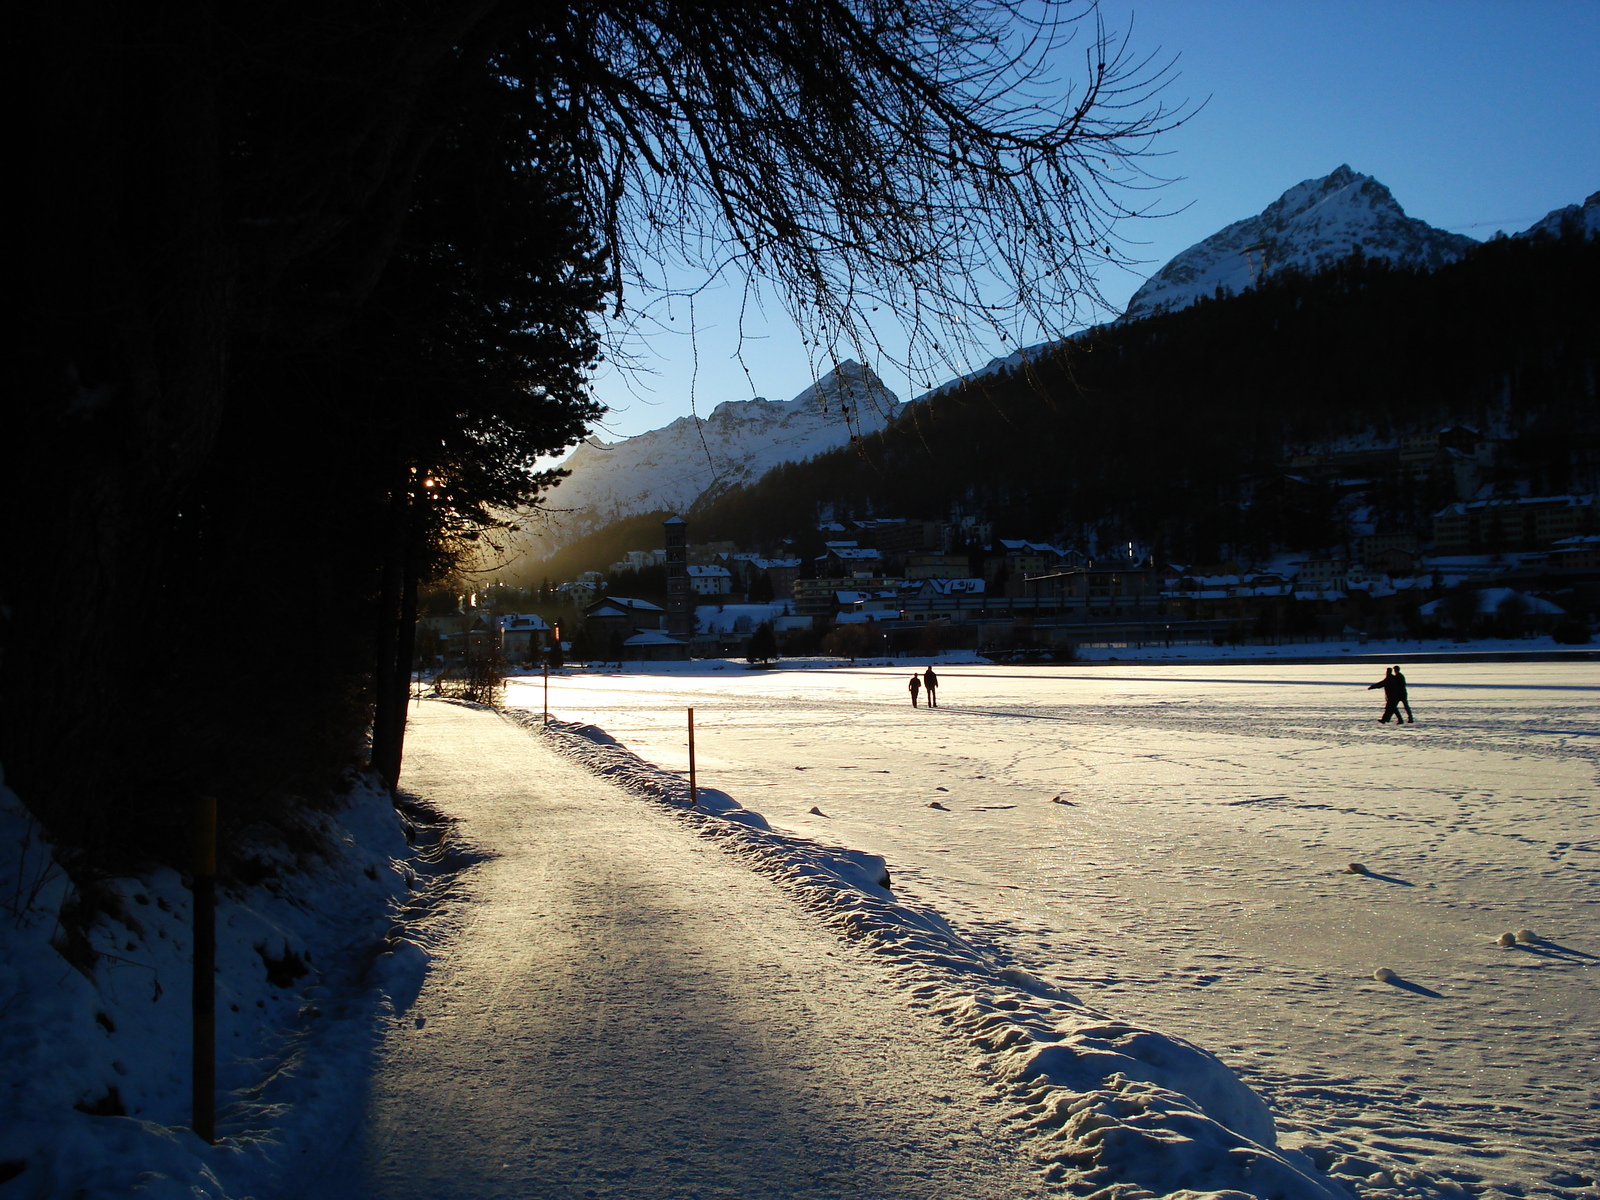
[526,716,1345,1198]
[0,772,447,1199]
[505,712,774,833]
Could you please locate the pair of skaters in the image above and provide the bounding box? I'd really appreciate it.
[1368,665,1414,724]
[908,666,939,707]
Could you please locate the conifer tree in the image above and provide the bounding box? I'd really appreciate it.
[747,622,780,665]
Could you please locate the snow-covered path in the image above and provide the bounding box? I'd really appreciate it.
[505,659,1600,1197]
[311,700,1049,1200]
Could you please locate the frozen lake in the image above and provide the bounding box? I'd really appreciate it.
[506,660,1598,1195]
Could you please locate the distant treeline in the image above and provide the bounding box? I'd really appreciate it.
[683,233,1598,565]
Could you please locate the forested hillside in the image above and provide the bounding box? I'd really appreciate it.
[690,233,1599,563]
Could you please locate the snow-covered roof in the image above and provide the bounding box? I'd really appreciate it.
[496,614,550,631]
[622,629,689,646]
[694,603,793,634]
[1418,588,1565,617]
[686,565,732,578]
[1436,492,1596,517]
[600,596,664,612]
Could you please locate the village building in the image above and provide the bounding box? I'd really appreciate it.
[584,595,686,660]
[495,613,552,661]
[818,545,885,577]
[1433,494,1597,554]
[686,564,734,596]
[903,552,972,580]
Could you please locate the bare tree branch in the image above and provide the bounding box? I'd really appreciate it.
[531,0,1186,410]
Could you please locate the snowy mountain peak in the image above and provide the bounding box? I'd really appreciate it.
[697,359,893,426]
[1518,189,1600,240]
[1123,166,1478,320]
[537,362,899,546]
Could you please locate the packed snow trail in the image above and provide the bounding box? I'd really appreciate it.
[310,700,1049,1200]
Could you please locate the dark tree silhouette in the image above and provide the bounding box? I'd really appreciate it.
[13,0,1184,863]
[747,622,780,665]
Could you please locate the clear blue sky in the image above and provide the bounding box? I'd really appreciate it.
[578,0,1599,446]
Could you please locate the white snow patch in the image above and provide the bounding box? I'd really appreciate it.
[0,773,453,1199]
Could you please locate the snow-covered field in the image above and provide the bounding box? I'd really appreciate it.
[505,656,1599,1197]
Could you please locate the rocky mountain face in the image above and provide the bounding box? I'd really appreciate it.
[538,361,898,542]
[1122,165,1479,320]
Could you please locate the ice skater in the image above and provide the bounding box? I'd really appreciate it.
[908,673,922,707]
[922,665,939,708]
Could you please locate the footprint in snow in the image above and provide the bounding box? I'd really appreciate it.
[808,806,828,817]
[928,801,948,810]
[1051,794,1075,806]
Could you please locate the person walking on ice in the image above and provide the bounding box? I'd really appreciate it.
[922,666,939,708]
[1390,665,1413,723]
[1368,667,1411,724]
[908,673,922,707]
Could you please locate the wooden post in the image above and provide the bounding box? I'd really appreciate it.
[192,796,217,1145]
[687,707,697,807]
[543,654,550,726]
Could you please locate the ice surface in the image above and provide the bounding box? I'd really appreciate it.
[7,650,1593,1198]
[527,704,1345,1194]
[508,655,1599,1196]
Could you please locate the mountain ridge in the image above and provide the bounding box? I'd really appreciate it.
[530,171,1594,555]
[535,360,898,546]
[1122,164,1480,319]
